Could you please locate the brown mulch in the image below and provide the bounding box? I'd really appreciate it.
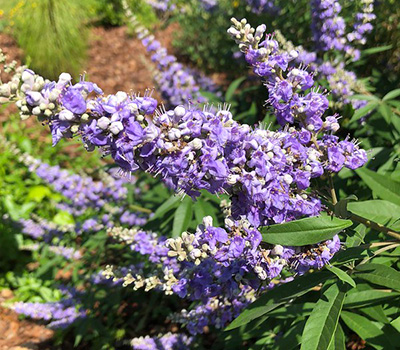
[85,24,178,97]
[0,290,54,350]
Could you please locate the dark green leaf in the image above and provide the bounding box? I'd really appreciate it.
[327,266,356,288]
[383,89,400,101]
[300,283,347,350]
[361,45,392,56]
[355,263,400,291]
[356,168,400,206]
[360,306,389,324]
[348,200,400,229]
[225,271,330,330]
[349,102,378,123]
[341,311,392,350]
[344,289,400,308]
[275,320,305,350]
[327,323,345,350]
[149,194,181,221]
[261,213,352,246]
[172,197,193,237]
[378,103,392,124]
[225,77,246,101]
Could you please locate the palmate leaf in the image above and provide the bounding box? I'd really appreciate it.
[300,282,347,350]
[261,213,352,246]
[355,263,400,291]
[225,271,331,330]
[355,168,400,206]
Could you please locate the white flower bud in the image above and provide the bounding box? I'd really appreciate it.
[0,84,11,97]
[168,128,181,141]
[283,174,293,185]
[27,91,42,106]
[58,73,72,85]
[81,113,89,122]
[32,106,41,115]
[189,138,202,150]
[271,245,284,256]
[44,109,52,117]
[227,174,240,185]
[49,89,61,102]
[71,125,79,133]
[98,116,111,130]
[174,105,186,118]
[202,216,213,228]
[22,70,34,84]
[21,105,29,113]
[59,109,75,121]
[109,121,123,135]
[307,124,315,131]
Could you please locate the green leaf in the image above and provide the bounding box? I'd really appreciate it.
[27,185,52,202]
[261,213,352,246]
[348,200,400,229]
[361,45,392,56]
[327,324,346,350]
[360,306,389,324]
[327,266,356,288]
[149,194,181,221]
[225,271,330,330]
[349,102,378,123]
[341,311,392,350]
[356,168,400,206]
[391,316,400,333]
[225,77,246,102]
[172,197,193,237]
[378,103,392,124]
[355,263,400,291]
[383,89,400,101]
[344,289,400,308]
[275,321,305,350]
[348,94,380,102]
[53,211,75,225]
[300,283,347,350]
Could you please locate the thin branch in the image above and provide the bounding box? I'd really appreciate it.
[350,212,400,240]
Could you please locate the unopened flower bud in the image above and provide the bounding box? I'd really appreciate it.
[109,121,123,135]
[98,116,111,130]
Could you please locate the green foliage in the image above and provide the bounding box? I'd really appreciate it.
[5,0,91,79]
[261,214,353,246]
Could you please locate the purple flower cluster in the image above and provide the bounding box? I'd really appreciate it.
[246,0,279,15]
[311,0,348,53]
[24,156,128,215]
[124,4,220,108]
[274,30,367,109]
[108,215,341,333]
[347,0,375,47]
[310,0,376,60]
[48,245,82,260]
[131,332,193,350]
[170,294,252,335]
[13,289,85,329]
